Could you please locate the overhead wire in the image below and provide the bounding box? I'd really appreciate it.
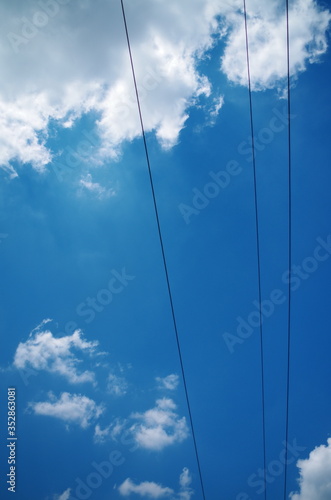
[284,0,292,497]
[243,1,267,498]
[120,1,207,499]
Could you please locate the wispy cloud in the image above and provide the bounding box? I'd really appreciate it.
[107,373,128,396]
[54,488,71,500]
[208,94,224,122]
[13,324,99,384]
[178,468,194,500]
[94,418,126,444]
[78,173,116,199]
[156,374,179,391]
[290,438,331,499]
[29,392,104,429]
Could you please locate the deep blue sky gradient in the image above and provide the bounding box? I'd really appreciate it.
[0,4,331,500]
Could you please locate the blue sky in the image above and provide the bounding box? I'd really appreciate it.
[0,0,331,499]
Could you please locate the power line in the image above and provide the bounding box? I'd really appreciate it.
[284,0,292,497]
[243,2,267,499]
[120,1,207,499]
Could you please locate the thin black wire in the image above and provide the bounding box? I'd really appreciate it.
[120,2,207,499]
[243,2,267,499]
[284,0,292,497]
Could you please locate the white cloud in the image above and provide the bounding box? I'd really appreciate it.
[179,468,191,489]
[1,0,328,177]
[221,0,331,91]
[156,374,179,391]
[130,398,189,451]
[178,468,194,500]
[107,373,128,396]
[118,478,173,498]
[55,488,71,500]
[210,95,225,118]
[79,173,116,199]
[94,423,113,444]
[94,418,126,444]
[93,398,189,450]
[0,0,216,176]
[29,392,104,428]
[13,325,99,384]
[290,438,331,500]
[118,468,193,499]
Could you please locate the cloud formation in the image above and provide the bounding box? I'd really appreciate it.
[221,0,331,91]
[156,374,179,391]
[107,373,128,396]
[178,468,194,500]
[94,417,127,444]
[290,438,331,500]
[94,398,188,449]
[0,0,329,177]
[55,488,71,500]
[13,323,99,384]
[78,173,116,199]
[118,468,193,499]
[118,478,174,498]
[29,392,104,428]
[131,398,189,451]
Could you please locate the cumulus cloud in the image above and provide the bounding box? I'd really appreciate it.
[13,323,99,384]
[290,438,331,500]
[130,398,189,451]
[29,392,104,428]
[93,398,188,450]
[156,374,179,391]
[221,0,331,91]
[0,0,216,176]
[1,0,329,177]
[118,468,193,499]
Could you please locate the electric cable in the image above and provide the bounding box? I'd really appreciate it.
[284,0,292,497]
[243,2,267,498]
[120,1,207,498]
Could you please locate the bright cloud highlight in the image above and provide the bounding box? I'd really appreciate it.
[29,392,104,428]
[118,468,193,499]
[0,0,329,177]
[130,398,189,451]
[13,324,99,384]
[290,438,331,500]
